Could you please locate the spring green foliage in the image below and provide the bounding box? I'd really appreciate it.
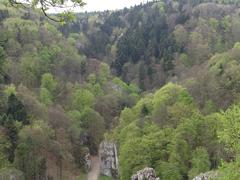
[40,87,53,106]
[4,84,16,96]
[152,83,194,127]
[188,147,211,179]
[114,83,221,179]
[0,4,142,178]
[40,73,57,106]
[217,158,240,180]
[218,105,240,152]
[40,73,57,95]
[114,84,240,179]
[71,88,94,111]
[2,1,240,179]
[98,63,110,85]
[214,104,240,179]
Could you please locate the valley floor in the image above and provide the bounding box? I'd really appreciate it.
[88,156,100,180]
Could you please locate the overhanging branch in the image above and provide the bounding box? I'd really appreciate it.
[8,0,86,22]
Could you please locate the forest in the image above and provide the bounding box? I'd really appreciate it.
[1,0,240,179]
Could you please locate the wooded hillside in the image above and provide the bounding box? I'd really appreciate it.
[0,0,240,179]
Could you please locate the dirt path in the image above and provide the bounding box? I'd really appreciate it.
[88,156,100,180]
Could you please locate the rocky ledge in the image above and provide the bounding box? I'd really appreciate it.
[99,141,119,178]
[193,171,218,180]
[131,167,160,180]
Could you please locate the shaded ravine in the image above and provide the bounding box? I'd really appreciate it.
[87,156,100,180]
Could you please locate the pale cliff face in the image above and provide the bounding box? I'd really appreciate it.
[131,167,160,180]
[192,171,218,180]
[99,141,119,178]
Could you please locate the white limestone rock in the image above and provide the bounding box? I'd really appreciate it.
[99,141,119,178]
[131,167,160,180]
[193,171,218,180]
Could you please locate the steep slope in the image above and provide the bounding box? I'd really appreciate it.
[0,4,140,179]
[0,1,240,180]
[61,0,240,91]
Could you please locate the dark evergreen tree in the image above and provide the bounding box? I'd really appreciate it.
[0,114,18,162]
[7,93,28,125]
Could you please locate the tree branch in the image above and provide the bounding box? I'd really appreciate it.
[40,0,62,22]
[8,0,86,22]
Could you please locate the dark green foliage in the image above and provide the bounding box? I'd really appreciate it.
[0,115,18,163]
[7,94,28,125]
[14,121,53,180]
[0,9,9,22]
[80,108,105,154]
[0,46,7,82]
[61,0,240,90]
[0,93,29,163]
[114,5,176,75]
[0,46,5,66]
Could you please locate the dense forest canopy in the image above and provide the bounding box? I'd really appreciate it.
[1,0,240,179]
[61,0,240,92]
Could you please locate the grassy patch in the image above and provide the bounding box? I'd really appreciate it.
[99,175,115,180]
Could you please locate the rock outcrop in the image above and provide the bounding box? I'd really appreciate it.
[84,153,91,172]
[193,171,218,180]
[99,141,119,178]
[131,167,160,180]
